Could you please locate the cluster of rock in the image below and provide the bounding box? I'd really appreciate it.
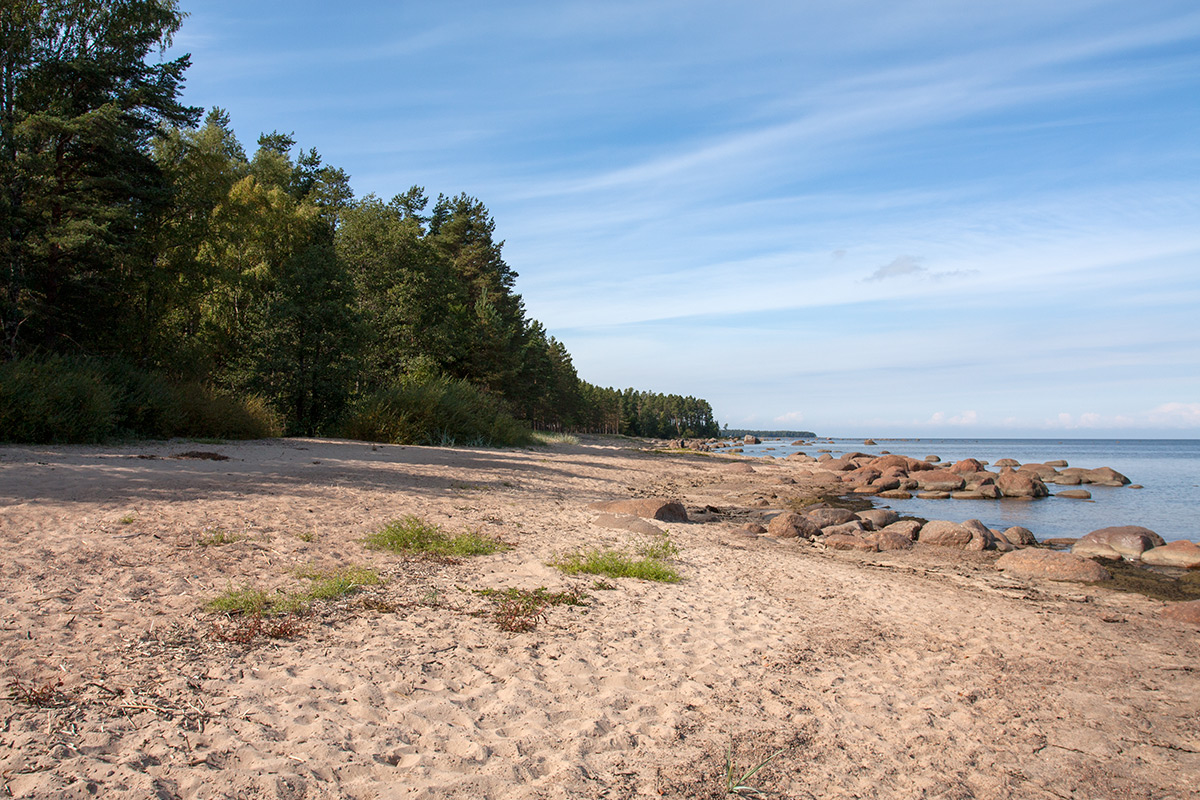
[782,451,1131,501]
[1069,526,1200,568]
[749,504,1036,554]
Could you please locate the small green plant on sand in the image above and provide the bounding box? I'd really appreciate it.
[294,566,381,602]
[364,515,507,557]
[198,527,242,546]
[725,744,786,796]
[529,431,579,446]
[551,535,681,583]
[118,513,136,525]
[474,587,589,632]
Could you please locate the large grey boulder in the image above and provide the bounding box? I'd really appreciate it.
[824,532,879,552]
[996,549,1111,582]
[823,521,868,537]
[1003,526,1037,546]
[881,519,923,540]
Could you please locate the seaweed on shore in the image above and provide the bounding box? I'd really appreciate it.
[1090,559,1200,602]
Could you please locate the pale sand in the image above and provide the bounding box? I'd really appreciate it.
[0,437,1196,799]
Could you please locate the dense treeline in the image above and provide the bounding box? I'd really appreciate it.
[0,1,719,444]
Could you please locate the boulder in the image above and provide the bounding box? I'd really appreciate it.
[823,521,868,537]
[1003,526,1037,546]
[1075,526,1166,559]
[917,491,951,500]
[997,470,1049,498]
[842,466,882,485]
[766,512,820,540]
[916,469,966,492]
[1140,540,1200,569]
[868,454,911,472]
[1056,489,1092,500]
[863,439,877,445]
[994,458,1020,468]
[805,507,859,529]
[996,549,1110,582]
[925,455,941,463]
[975,485,1002,499]
[878,490,913,500]
[1071,541,1123,560]
[594,513,666,536]
[787,453,815,463]
[1045,459,1069,468]
[857,509,899,530]
[852,485,882,495]
[1159,600,1200,626]
[1049,473,1083,485]
[949,458,986,474]
[723,462,756,473]
[1019,463,1060,480]
[1042,537,1078,549]
[950,491,988,500]
[737,522,767,535]
[1085,466,1130,486]
[589,499,689,522]
[744,435,760,444]
[881,519,923,540]
[919,519,994,550]
[824,533,879,552]
[871,531,915,551]
[868,477,901,492]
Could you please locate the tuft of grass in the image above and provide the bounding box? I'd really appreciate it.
[119,513,137,525]
[474,587,590,632]
[364,515,507,557]
[295,530,316,543]
[205,585,274,616]
[198,527,242,547]
[551,547,681,583]
[725,744,786,796]
[636,532,680,560]
[294,566,381,601]
[591,579,617,590]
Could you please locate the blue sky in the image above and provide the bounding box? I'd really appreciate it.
[169,1,1200,437]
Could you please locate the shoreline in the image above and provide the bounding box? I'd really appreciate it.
[1,436,1197,799]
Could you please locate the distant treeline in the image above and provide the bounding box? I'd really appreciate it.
[724,430,818,439]
[0,2,718,444]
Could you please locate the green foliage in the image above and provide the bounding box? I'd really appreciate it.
[205,586,273,616]
[0,356,116,443]
[171,382,284,440]
[364,515,507,557]
[340,375,532,447]
[551,539,682,583]
[205,566,380,619]
[0,6,722,441]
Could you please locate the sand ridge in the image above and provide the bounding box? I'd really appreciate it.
[1,437,1197,798]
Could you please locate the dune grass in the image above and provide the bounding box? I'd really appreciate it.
[364,515,507,557]
[551,533,681,583]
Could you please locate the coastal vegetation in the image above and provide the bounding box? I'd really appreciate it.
[0,1,719,445]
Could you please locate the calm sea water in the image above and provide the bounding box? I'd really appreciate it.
[725,437,1199,543]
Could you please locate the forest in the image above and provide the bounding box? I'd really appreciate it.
[0,1,719,445]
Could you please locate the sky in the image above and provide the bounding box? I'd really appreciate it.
[168,1,1200,437]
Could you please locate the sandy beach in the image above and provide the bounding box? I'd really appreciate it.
[1,436,1197,799]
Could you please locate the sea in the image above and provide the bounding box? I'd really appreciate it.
[720,437,1199,544]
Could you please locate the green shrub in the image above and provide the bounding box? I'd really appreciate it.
[0,356,117,443]
[172,382,283,440]
[364,515,507,557]
[340,375,532,447]
[99,360,180,439]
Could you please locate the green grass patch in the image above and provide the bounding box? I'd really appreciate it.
[294,566,382,601]
[364,515,507,557]
[205,586,275,616]
[551,545,681,583]
[198,528,242,546]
